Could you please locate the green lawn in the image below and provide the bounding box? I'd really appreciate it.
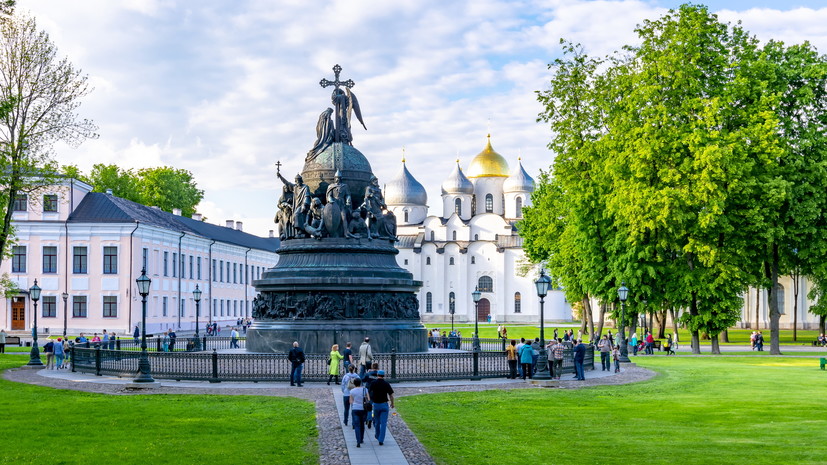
[397,356,827,465]
[431,323,824,346]
[0,356,318,464]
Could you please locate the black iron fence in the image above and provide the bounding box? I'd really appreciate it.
[71,346,594,383]
[72,336,247,352]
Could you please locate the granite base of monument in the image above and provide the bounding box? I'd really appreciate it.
[247,320,428,354]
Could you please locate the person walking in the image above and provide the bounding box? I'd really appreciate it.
[328,344,344,385]
[505,339,518,379]
[54,337,65,369]
[162,331,170,352]
[133,325,140,344]
[342,342,354,373]
[518,338,534,380]
[545,339,556,379]
[597,335,612,371]
[349,377,370,447]
[288,341,305,386]
[631,332,638,356]
[515,337,526,378]
[168,329,177,351]
[0,328,6,353]
[665,333,675,355]
[358,337,373,377]
[108,332,116,350]
[573,339,586,380]
[44,339,55,369]
[552,338,564,379]
[530,338,541,375]
[612,344,621,373]
[756,331,765,351]
[369,370,395,446]
[645,331,655,355]
[230,327,240,348]
[341,365,360,426]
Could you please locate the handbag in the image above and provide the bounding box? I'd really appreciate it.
[362,387,373,412]
[327,358,331,365]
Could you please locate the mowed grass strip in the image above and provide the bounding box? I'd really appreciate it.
[0,357,317,465]
[396,357,827,465]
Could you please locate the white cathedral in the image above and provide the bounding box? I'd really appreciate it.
[384,135,573,325]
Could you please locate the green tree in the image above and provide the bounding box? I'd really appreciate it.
[136,167,203,217]
[0,13,97,267]
[87,164,141,202]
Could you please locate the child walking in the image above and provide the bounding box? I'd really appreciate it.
[612,345,621,373]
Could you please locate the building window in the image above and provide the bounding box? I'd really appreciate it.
[234,300,238,316]
[197,257,202,280]
[485,194,493,213]
[42,246,57,273]
[13,194,27,211]
[449,292,456,314]
[449,257,455,265]
[163,251,169,276]
[430,231,435,241]
[454,198,462,215]
[42,296,57,318]
[103,296,118,318]
[43,194,58,212]
[452,231,457,241]
[426,292,432,313]
[73,247,87,274]
[180,299,185,317]
[514,292,521,313]
[163,296,168,317]
[233,263,237,283]
[404,259,408,265]
[72,296,87,318]
[212,259,217,281]
[12,246,26,273]
[189,255,193,279]
[219,260,224,282]
[172,253,177,277]
[478,275,493,292]
[471,256,476,264]
[180,254,185,278]
[404,211,409,223]
[474,234,479,241]
[227,262,231,283]
[142,248,149,272]
[515,197,523,218]
[212,299,217,317]
[103,246,118,274]
[426,257,431,265]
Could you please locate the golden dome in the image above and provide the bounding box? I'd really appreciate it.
[466,135,509,178]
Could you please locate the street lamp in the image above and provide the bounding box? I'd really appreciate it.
[134,268,154,383]
[449,293,455,333]
[27,280,43,366]
[471,286,481,351]
[617,282,631,362]
[61,292,69,339]
[533,269,552,379]
[193,284,202,351]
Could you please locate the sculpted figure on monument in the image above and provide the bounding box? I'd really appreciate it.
[325,170,355,238]
[378,208,398,241]
[304,197,325,239]
[307,108,334,162]
[319,64,366,145]
[276,184,294,240]
[348,207,370,239]
[362,175,386,239]
[277,171,312,239]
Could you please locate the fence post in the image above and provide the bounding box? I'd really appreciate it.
[210,349,220,383]
[472,349,481,380]
[391,348,397,380]
[156,338,161,352]
[502,337,506,352]
[94,346,101,376]
[202,336,207,351]
[116,339,121,350]
[70,345,76,372]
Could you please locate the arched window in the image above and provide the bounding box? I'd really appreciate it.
[474,234,479,241]
[454,198,462,215]
[426,292,433,313]
[449,257,455,265]
[478,275,493,292]
[404,210,409,223]
[430,231,435,241]
[426,257,431,265]
[514,292,521,313]
[471,256,476,264]
[452,230,457,241]
[449,291,456,314]
[515,197,523,218]
[485,193,493,213]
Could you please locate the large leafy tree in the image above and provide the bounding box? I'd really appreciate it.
[0,13,97,266]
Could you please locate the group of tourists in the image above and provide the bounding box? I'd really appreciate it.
[42,337,72,369]
[504,336,589,380]
[750,331,765,351]
[428,328,463,349]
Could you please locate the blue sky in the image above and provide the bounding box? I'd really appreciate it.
[20,0,827,236]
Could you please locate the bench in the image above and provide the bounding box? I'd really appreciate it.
[653,340,662,351]
[4,336,21,346]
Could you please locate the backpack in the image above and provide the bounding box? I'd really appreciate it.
[346,376,356,391]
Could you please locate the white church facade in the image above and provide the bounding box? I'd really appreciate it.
[384,135,573,325]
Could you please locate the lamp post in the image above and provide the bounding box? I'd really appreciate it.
[61,292,69,339]
[134,268,154,383]
[617,282,631,363]
[193,284,202,351]
[27,280,43,366]
[533,270,552,379]
[471,286,481,351]
[449,293,455,333]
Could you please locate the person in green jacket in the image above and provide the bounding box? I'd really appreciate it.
[328,344,345,385]
[518,341,534,380]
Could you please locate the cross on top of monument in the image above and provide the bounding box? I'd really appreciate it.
[319,64,355,90]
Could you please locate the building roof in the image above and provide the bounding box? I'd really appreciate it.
[466,134,509,178]
[68,192,280,252]
[384,160,428,206]
[441,161,474,195]
[503,159,536,193]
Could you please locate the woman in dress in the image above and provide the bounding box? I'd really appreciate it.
[328,343,344,385]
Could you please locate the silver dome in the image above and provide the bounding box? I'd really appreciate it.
[384,161,427,206]
[503,160,535,193]
[441,161,474,195]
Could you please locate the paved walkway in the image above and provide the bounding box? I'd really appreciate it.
[331,387,408,465]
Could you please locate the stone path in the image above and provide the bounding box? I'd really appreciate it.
[4,364,655,465]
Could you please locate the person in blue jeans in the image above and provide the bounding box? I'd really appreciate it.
[349,378,369,447]
[573,339,586,380]
[341,365,360,426]
[368,370,395,445]
[288,341,305,386]
[518,340,534,379]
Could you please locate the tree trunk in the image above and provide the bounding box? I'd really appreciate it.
[580,304,588,336]
[768,244,782,355]
[648,312,654,335]
[721,329,729,343]
[596,302,606,339]
[820,315,825,334]
[670,307,679,343]
[582,297,594,341]
[657,309,667,339]
[711,334,720,355]
[792,273,799,342]
[585,298,595,339]
[755,287,760,330]
[690,293,700,354]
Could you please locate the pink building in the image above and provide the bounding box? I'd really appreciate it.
[1,178,279,337]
